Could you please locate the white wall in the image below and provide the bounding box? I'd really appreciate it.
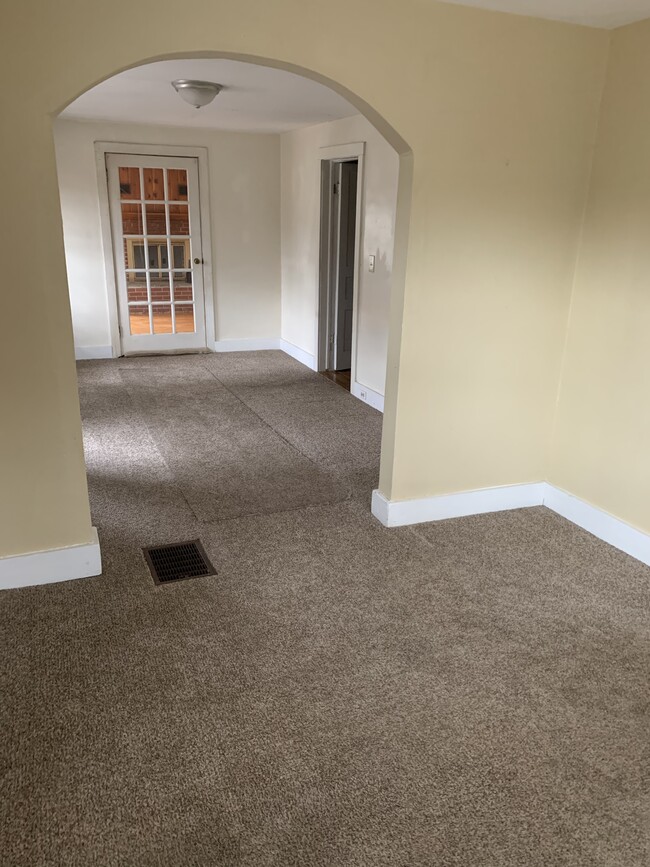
[53,118,281,353]
[280,115,399,396]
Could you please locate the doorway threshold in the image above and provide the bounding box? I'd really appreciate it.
[321,369,351,392]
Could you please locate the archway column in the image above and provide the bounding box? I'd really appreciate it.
[0,115,97,582]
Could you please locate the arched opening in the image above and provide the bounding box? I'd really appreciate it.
[54,52,411,156]
[49,52,413,576]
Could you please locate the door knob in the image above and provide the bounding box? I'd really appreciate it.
[193,257,202,265]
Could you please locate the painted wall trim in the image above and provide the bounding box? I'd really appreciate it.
[75,345,114,360]
[371,482,546,528]
[0,528,102,591]
[372,482,650,567]
[351,380,384,412]
[280,339,318,370]
[319,141,366,161]
[214,338,281,352]
[544,485,650,567]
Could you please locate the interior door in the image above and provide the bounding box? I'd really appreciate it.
[332,160,358,370]
[106,153,207,354]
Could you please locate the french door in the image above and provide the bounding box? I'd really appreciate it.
[106,153,207,353]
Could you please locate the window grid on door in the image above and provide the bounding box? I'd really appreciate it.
[119,165,195,336]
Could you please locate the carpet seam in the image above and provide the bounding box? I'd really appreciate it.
[115,371,204,523]
[200,361,326,466]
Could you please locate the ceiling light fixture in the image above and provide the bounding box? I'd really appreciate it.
[171,79,223,109]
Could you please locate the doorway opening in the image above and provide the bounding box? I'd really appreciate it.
[318,154,361,393]
[54,55,410,522]
[56,59,405,420]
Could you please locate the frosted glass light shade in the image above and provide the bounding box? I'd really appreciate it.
[171,80,223,109]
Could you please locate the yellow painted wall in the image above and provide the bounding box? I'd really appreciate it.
[550,20,650,534]
[382,13,609,500]
[0,0,610,557]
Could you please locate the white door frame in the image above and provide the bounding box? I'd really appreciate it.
[95,141,216,357]
[316,142,365,383]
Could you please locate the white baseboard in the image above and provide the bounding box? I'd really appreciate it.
[75,345,114,360]
[351,381,384,412]
[280,339,317,371]
[214,338,281,352]
[0,527,102,590]
[372,482,650,567]
[543,485,650,567]
[372,482,546,528]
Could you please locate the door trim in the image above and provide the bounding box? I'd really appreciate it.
[94,141,216,357]
[316,142,365,385]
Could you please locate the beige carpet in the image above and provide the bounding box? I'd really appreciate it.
[1,351,648,866]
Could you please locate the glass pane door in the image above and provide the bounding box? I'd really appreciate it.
[107,154,206,354]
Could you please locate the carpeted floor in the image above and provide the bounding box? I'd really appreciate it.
[1,351,648,866]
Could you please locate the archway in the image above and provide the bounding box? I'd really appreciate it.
[0,48,413,588]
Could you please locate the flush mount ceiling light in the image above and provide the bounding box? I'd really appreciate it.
[171,79,223,109]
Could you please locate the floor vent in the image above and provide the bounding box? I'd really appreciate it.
[143,540,216,585]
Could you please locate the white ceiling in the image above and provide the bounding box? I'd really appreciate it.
[438,0,650,28]
[61,59,358,133]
